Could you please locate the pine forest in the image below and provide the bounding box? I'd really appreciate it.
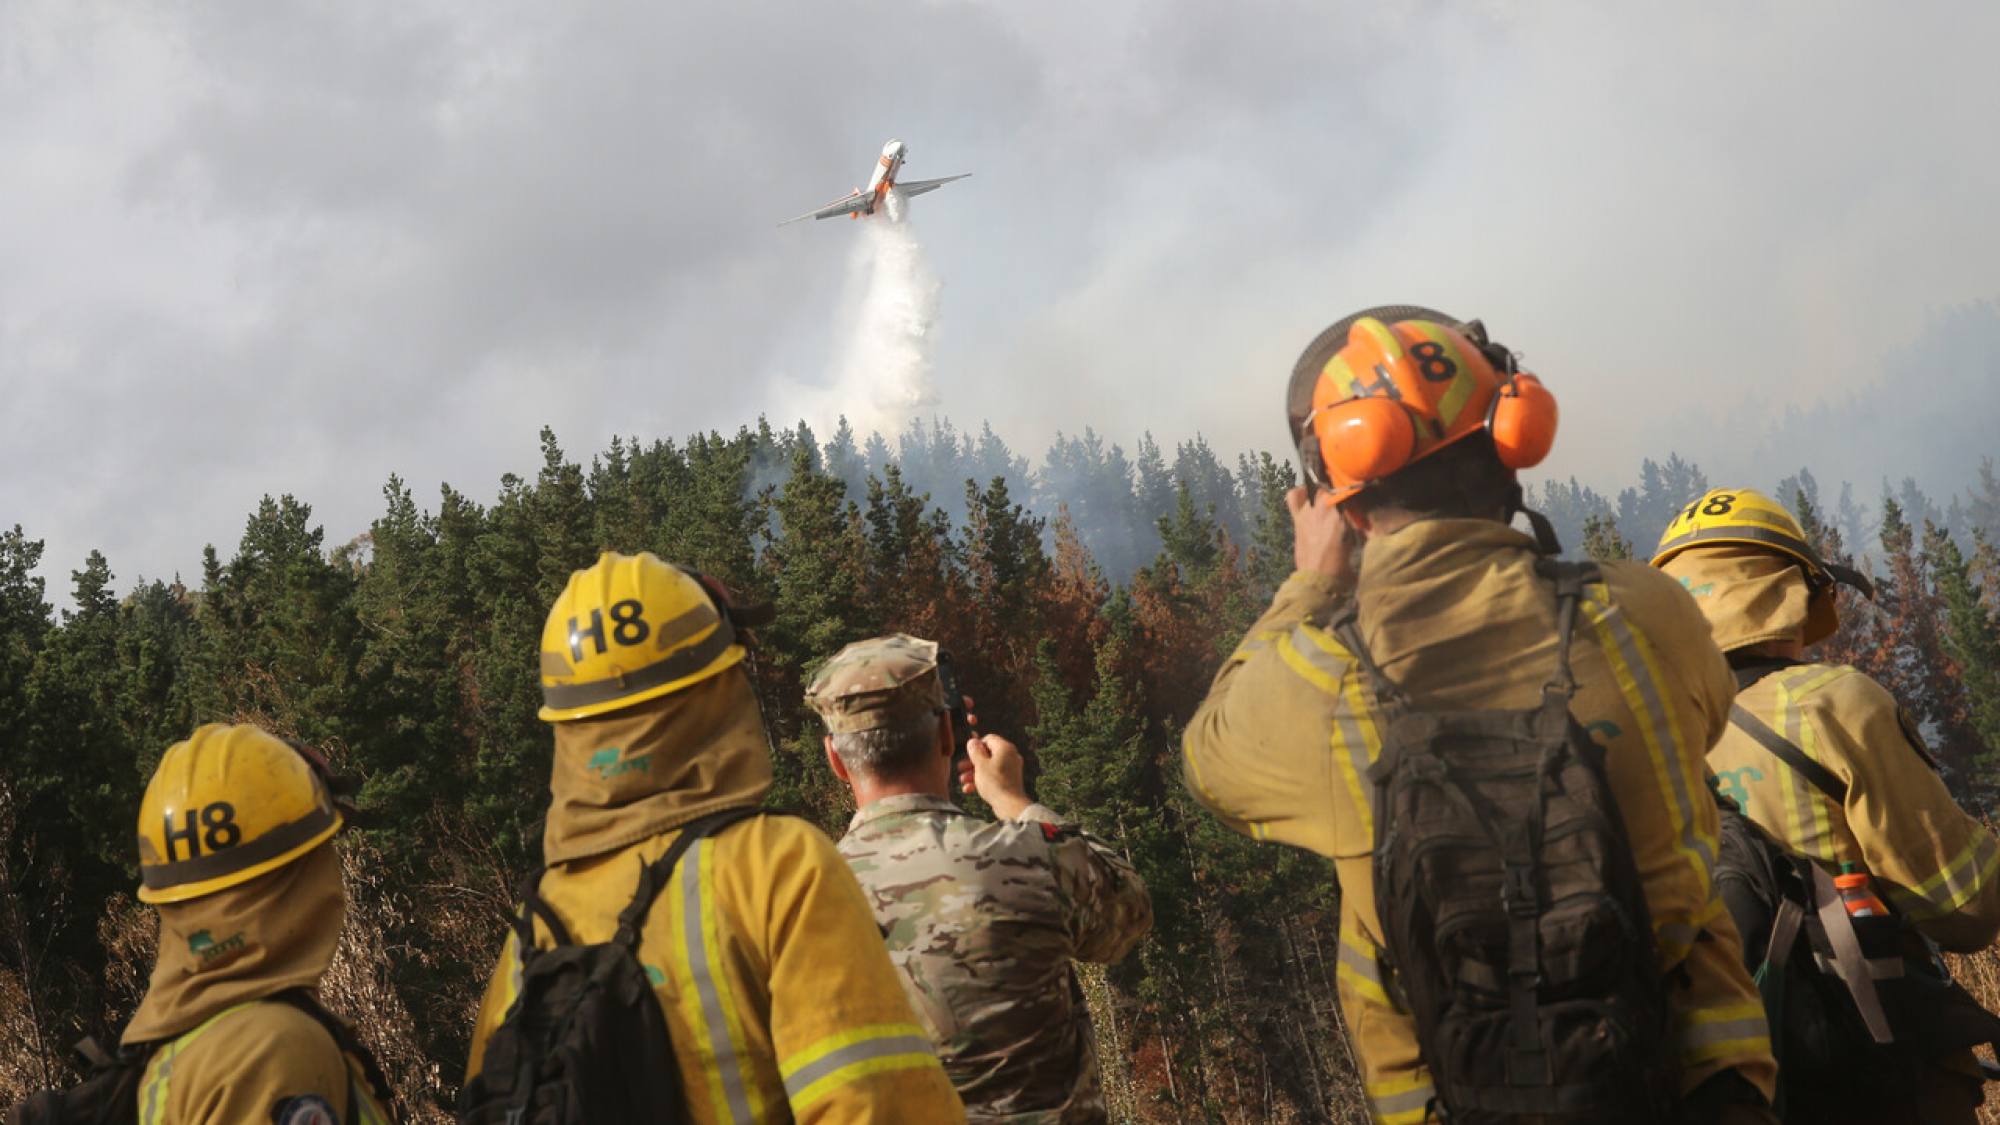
[6,417,2000,1123]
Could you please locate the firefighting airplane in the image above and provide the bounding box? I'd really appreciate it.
[779,139,969,225]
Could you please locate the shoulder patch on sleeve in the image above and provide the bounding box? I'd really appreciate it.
[1039,822,1064,842]
[272,1094,339,1125]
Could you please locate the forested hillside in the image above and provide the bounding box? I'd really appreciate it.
[4,418,2000,1122]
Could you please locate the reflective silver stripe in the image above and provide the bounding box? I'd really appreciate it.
[1371,1082,1434,1117]
[140,1051,170,1125]
[1921,832,2000,913]
[1684,1016,1768,1047]
[780,1034,935,1101]
[1597,599,1714,876]
[1286,625,1380,833]
[1287,624,1348,680]
[1337,936,1383,988]
[682,837,754,1124]
[1777,691,1823,859]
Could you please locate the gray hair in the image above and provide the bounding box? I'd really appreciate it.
[829,711,942,778]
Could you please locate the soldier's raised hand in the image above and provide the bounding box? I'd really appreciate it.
[967,734,1033,821]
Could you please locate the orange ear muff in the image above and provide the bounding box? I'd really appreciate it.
[1488,373,1558,469]
[1316,395,1418,484]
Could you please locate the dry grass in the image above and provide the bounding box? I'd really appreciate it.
[1945,946,2000,1125]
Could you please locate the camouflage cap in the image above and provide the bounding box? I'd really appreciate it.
[805,634,947,734]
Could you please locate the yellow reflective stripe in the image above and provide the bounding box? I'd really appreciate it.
[137,1001,257,1125]
[1896,828,2000,919]
[779,1022,937,1112]
[138,1046,170,1125]
[497,929,523,1013]
[1771,668,1844,861]
[1276,625,1344,695]
[1336,927,1392,1008]
[1233,631,1276,660]
[1679,1000,1771,1066]
[1279,624,1379,840]
[1579,587,1713,958]
[1367,1072,1435,1124]
[1336,657,1384,841]
[1181,733,1222,811]
[673,836,758,1124]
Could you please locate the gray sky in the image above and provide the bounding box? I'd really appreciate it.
[5,0,1999,593]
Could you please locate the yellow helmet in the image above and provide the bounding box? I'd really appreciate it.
[1651,487,1873,644]
[137,724,343,904]
[539,551,766,722]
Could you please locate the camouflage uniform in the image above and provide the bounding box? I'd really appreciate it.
[808,636,1155,1124]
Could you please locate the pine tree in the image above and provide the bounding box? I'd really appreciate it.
[1930,529,2000,772]
[1132,433,1173,565]
[1534,477,1616,556]
[823,417,869,501]
[1244,452,1297,596]
[1967,458,2000,544]
[1581,514,1634,561]
[1919,521,1985,776]
[958,475,1050,731]
[762,441,871,824]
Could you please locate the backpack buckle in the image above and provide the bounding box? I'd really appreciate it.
[1502,864,1539,918]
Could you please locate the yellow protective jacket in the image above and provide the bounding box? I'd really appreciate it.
[1183,520,1776,1124]
[136,999,390,1125]
[466,670,964,1124]
[1715,662,2000,952]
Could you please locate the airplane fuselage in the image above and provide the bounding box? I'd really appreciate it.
[779,138,965,226]
[856,140,908,218]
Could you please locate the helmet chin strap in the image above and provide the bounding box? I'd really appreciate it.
[1508,482,1564,557]
[1825,560,1877,601]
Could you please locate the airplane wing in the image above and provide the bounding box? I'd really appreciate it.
[778,189,873,226]
[894,173,971,198]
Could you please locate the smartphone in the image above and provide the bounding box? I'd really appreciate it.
[935,650,975,755]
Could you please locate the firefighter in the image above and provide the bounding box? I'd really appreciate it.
[1183,306,1777,1123]
[124,723,393,1124]
[1654,487,2000,1123]
[463,552,963,1122]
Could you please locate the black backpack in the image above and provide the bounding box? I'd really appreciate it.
[459,806,760,1125]
[5,990,393,1125]
[3,1039,148,1125]
[1714,662,2000,1121]
[1335,559,1677,1123]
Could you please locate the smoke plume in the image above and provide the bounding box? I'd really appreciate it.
[822,195,942,438]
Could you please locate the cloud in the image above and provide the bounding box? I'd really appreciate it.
[3,0,1997,595]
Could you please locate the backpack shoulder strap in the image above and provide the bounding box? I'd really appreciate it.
[514,868,573,952]
[613,806,765,951]
[268,991,396,1121]
[1535,559,1599,701]
[1328,602,1409,710]
[1729,704,1849,805]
